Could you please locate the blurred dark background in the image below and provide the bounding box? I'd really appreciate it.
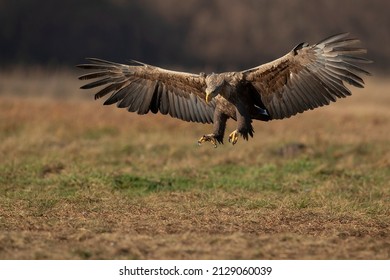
[0,0,388,73]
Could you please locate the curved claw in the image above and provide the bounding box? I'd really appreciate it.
[198,134,218,148]
[228,130,239,145]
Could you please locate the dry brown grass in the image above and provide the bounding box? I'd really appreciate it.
[0,72,389,259]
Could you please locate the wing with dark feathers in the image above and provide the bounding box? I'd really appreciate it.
[242,33,371,119]
[77,58,215,124]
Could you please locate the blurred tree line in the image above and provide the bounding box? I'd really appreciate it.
[0,0,388,73]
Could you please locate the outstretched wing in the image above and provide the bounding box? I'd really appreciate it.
[242,33,371,119]
[77,58,215,124]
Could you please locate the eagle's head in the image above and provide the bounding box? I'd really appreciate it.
[205,73,225,103]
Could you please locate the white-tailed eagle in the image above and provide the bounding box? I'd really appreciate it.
[78,33,371,147]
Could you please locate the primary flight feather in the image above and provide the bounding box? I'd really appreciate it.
[77,33,371,147]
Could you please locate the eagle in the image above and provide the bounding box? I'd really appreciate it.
[77,33,370,147]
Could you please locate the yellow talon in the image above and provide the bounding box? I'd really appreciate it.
[228,130,239,145]
[198,134,217,148]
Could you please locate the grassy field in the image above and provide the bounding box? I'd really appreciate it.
[0,71,389,259]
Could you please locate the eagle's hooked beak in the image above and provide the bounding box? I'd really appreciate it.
[205,89,212,103]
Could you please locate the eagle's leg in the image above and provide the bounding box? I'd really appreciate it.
[198,111,228,147]
[228,104,254,145]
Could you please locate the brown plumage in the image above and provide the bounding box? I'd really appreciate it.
[77,33,371,147]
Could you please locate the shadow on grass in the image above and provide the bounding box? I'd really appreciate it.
[112,174,193,195]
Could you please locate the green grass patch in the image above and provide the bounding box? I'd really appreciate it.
[203,158,318,193]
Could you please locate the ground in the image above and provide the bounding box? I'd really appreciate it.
[0,72,389,259]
